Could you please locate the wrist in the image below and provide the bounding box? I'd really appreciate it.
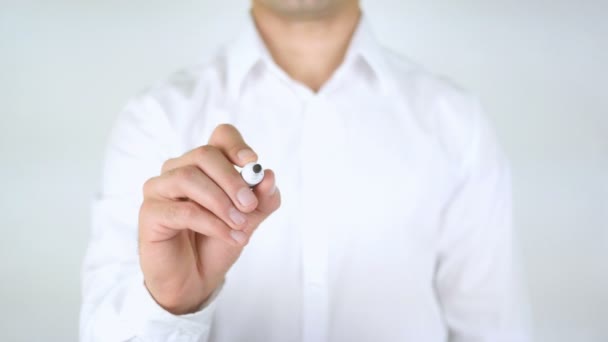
[144,280,212,315]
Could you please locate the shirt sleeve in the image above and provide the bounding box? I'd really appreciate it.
[79,94,219,342]
[434,99,530,342]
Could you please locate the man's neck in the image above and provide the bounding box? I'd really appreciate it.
[251,2,361,93]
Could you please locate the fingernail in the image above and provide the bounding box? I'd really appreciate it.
[237,187,257,207]
[237,149,256,163]
[228,207,246,226]
[230,230,247,244]
[270,184,278,195]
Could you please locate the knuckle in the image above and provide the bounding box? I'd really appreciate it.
[161,158,176,173]
[139,201,159,229]
[165,203,180,222]
[176,202,197,220]
[174,165,198,182]
[165,202,193,222]
[142,177,156,195]
[139,200,152,219]
[196,145,217,159]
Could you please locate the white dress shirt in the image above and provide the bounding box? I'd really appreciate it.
[80,14,528,342]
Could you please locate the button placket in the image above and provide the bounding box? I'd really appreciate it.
[299,96,331,342]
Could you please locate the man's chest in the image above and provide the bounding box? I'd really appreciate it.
[187,94,455,259]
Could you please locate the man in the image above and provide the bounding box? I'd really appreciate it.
[80,0,528,341]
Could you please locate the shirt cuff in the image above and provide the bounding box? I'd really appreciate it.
[119,275,223,342]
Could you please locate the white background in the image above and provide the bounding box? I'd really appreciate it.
[1,0,606,341]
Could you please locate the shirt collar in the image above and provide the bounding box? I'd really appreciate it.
[224,13,268,97]
[343,15,389,83]
[224,12,389,97]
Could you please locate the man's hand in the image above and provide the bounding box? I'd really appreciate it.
[138,124,281,315]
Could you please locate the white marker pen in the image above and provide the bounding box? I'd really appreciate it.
[240,162,264,187]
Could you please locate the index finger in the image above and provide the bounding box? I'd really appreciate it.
[208,123,258,167]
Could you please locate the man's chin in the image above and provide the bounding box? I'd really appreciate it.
[255,0,351,20]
